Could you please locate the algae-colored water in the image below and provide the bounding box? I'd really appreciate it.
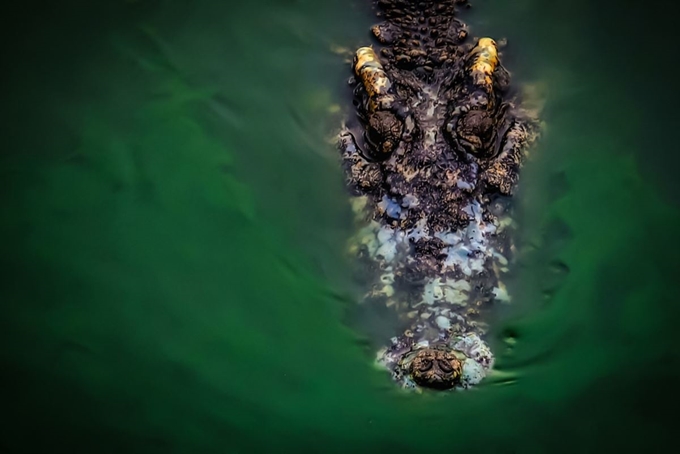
[2,0,679,452]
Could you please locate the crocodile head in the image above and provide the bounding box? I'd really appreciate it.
[341,1,534,235]
[341,0,537,391]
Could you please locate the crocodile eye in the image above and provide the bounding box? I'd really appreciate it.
[418,359,433,372]
[367,125,382,146]
[382,140,394,154]
[366,111,403,156]
[438,359,453,373]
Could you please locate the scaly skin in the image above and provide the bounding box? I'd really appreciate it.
[339,0,539,390]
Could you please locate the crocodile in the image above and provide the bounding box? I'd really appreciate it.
[338,0,539,390]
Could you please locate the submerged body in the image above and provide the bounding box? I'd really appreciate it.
[339,0,539,390]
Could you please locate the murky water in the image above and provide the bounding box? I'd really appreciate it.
[2,0,679,452]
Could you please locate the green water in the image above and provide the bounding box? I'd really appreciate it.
[2,0,679,452]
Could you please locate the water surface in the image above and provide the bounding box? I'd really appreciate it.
[2,0,679,452]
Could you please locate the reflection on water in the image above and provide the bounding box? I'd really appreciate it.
[1,0,679,452]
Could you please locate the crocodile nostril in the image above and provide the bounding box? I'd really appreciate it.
[438,360,454,373]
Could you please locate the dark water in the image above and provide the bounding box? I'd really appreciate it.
[2,0,679,452]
